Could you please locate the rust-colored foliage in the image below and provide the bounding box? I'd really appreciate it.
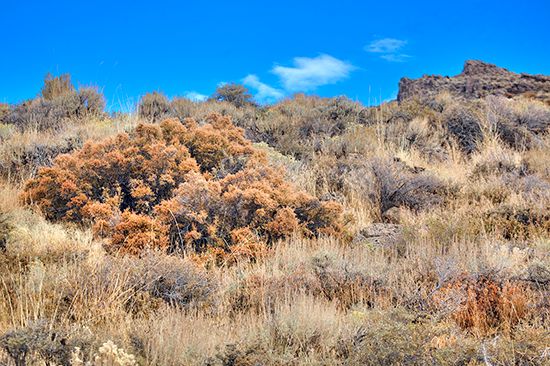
[21,114,343,257]
[433,275,532,335]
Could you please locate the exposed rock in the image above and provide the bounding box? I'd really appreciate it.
[525,264,550,286]
[355,223,405,250]
[398,60,550,102]
[382,207,402,224]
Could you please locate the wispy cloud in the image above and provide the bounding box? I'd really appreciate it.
[242,74,284,103]
[272,54,355,91]
[185,91,208,102]
[380,53,411,63]
[366,38,406,53]
[366,38,410,63]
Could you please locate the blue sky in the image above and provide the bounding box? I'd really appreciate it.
[1,0,549,110]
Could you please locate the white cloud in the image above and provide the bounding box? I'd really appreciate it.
[242,74,284,103]
[366,38,410,63]
[380,53,411,63]
[184,91,208,102]
[272,54,355,91]
[366,38,406,53]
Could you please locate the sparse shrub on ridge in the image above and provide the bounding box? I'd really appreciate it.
[210,83,255,108]
[137,91,171,122]
[76,87,106,117]
[21,114,344,257]
[227,94,369,158]
[41,73,75,100]
[170,97,197,121]
[3,73,105,131]
[4,98,73,131]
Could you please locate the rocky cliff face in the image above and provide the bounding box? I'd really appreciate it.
[397,60,550,102]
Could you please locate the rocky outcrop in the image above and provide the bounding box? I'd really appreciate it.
[398,60,550,102]
[354,223,405,251]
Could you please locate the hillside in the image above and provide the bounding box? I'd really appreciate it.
[398,60,550,102]
[0,65,549,365]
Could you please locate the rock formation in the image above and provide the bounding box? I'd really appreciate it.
[398,60,550,102]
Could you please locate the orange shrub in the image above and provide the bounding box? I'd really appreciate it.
[21,114,344,256]
[432,275,532,335]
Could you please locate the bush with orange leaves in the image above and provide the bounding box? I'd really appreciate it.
[21,113,344,257]
[432,274,534,335]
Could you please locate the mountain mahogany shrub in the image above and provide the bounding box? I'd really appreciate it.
[156,166,343,253]
[183,113,261,174]
[21,114,344,256]
[210,83,255,108]
[21,119,200,222]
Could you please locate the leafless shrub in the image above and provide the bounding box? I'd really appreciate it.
[76,87,105,117]
[485,96,549,149]
[4,98,74,131]
[170,97,197,121]
[471,154,530,178]
[516,100,550,133]
[486,96,533,149]
[125,253,215,309]
[443,104,484,154]
[137,92,171,122]
[319,96,366,132]
[41,73,75,100]
[369,158,443,219]
[3,75,105,131]
[227,250,384,314]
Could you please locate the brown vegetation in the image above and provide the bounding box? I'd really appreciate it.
[0,69,549,365]
[21,114,343,258]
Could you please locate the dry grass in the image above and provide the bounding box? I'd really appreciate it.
[0,92,549,365]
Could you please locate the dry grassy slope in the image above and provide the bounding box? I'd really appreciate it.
[0,69,549,365]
